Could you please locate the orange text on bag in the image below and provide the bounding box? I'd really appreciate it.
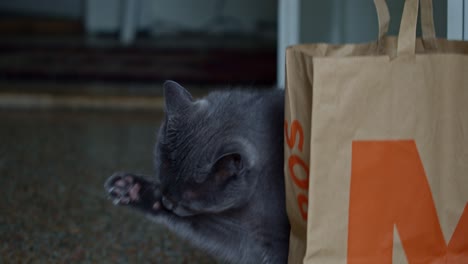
[348,140,468,263]
[285,119,309,221]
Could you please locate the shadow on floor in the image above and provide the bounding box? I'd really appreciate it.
[0,109,216,263]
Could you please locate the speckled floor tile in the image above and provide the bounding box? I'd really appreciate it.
[0,110,217,263]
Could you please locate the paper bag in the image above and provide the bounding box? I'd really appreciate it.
[284,0,468,263]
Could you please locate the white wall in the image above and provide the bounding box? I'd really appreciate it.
[84,0,277,35]
[149,0,277,34]
[0,0,277,35]
[0,0,448,41]
[85,0,154,33]
[447,0,467,40]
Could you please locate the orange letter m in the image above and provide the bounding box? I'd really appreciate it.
[348,140,468,263]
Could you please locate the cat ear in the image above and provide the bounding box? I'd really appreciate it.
[211,153,243,185]
[163,80,193,114]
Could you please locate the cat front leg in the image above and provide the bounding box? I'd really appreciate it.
[104,172,263,264]
[104,172,162,213]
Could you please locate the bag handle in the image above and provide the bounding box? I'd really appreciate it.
[397,0,437,56]
[420,0,436,46]
[374,0,390,41]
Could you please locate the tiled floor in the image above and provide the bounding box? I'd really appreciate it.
[0,108,216,263]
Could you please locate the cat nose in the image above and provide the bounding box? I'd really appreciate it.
[162,196,176,210]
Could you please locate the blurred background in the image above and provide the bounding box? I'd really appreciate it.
[0,0,452,263]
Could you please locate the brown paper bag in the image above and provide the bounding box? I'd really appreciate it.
[284,0,468,263]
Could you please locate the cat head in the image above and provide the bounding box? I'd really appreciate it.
[154,81,258,217]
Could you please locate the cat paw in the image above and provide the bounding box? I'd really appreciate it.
[104,172,162,213]
[105,173,141,206]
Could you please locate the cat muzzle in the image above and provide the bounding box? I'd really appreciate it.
[161,196,199,217]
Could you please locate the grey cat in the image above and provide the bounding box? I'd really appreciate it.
[104,81,289,264]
